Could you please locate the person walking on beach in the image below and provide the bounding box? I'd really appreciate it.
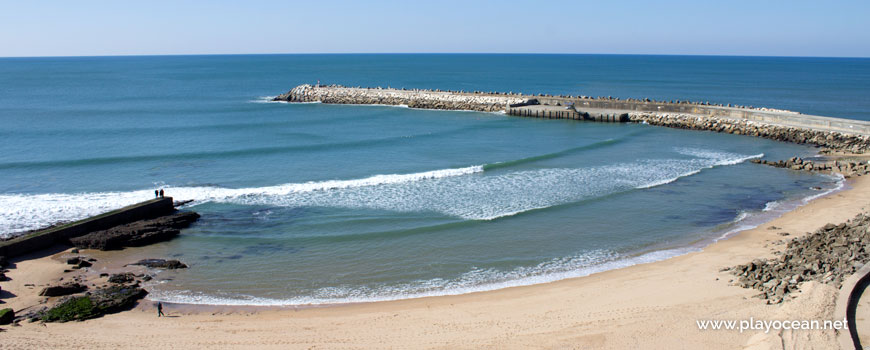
[159,189,164,198]
[157,302,165,317]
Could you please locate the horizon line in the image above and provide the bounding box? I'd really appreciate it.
[1,52,869,60]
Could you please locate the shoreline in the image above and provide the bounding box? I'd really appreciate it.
[3,164,869,348]
[140,153,846,308]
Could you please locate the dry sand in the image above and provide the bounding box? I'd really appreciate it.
[2,176,869,349]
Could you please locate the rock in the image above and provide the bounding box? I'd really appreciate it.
[0,256,7,268]
[40,285,147,322]
[729,211,870,303]
[69,211,200,250]
[107,273,136,284]
[38,283,87,297]
[128,259,187,269]
[0,308,13,325]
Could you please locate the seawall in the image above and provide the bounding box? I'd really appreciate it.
[0,197,175,258]
[275,84,870,153]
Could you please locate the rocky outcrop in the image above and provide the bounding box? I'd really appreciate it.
[39,285,148,322]
[274,84,525,112]
[629,113,870,154]
[38,283,87,297]
[751,157,870,177]
[726,212,870,304]
[69,211,199,250]
[128,259,187,269]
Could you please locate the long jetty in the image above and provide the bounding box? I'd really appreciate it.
[0,197,175,258]
[275,84,870,153]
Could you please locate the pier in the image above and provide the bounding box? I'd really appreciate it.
[0,197,176,258]
[507,104,628,122]
[275,84,870,153]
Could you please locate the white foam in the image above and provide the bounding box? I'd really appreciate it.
[147,247,697,306]
[249,96,285,104]
[712,172,846,242]
[0,148,763,238]
[802,173,845,203]
[1,147,766,238]
[762,200,781,212]
[0,165,483,237]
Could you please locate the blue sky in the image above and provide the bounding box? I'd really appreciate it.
[1,0,868,57]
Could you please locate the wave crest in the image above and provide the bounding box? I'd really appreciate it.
[0,148,761,238]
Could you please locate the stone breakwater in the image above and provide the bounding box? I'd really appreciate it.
[275,84,525,112]
[274,84,870,153]
[751,157,870,178]
[725,212,870,304]
[629,113,870,154]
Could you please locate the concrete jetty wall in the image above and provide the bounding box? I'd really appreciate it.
[0,197,175,258]
[274,84,870,153]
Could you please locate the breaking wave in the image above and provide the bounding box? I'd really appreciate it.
[0,147,760,238]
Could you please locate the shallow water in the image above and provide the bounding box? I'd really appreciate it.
[0,54,860,305]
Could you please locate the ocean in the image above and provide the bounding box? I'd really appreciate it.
[1,54,865,305]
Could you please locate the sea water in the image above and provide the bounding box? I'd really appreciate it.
[1,54,865,305]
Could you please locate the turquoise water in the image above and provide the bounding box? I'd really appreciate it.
[0,54,862,305]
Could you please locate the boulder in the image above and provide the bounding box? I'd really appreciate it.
[40,285,147,322]
[0,308,13,325]
[129,259,187,269]
[39,283,87,297]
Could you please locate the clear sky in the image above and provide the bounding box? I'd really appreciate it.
[1,0,868,57]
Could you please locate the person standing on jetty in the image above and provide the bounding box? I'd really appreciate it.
[157,302,165,317]
[155,189,159,198]
[159,189,164,198]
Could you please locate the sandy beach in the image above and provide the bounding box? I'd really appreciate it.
[0,172,866,349]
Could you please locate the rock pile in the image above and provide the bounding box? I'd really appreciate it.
[726,212,870,303]
[69,211,199,250]
[751,157,870,177]
[274,84,525,112]
[629,113,870,154]
[66,256,93,269]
